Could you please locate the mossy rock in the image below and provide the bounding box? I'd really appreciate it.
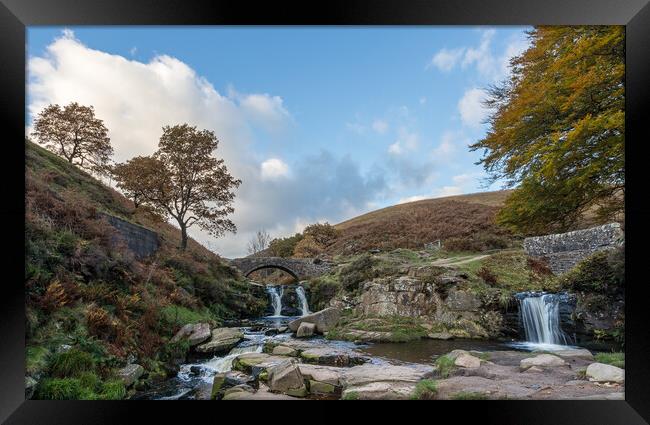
[210,373,226,400]
[309,380,337,395]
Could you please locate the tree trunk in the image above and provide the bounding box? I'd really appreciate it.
[180,223,188,251]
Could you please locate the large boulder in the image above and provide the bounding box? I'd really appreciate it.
[288,308,341,333]
[116,364,144,387]
[195,327,244,354]
[296,322,316,338]
[586,363,625,383]
[520,354,566,370]
[170,323,211,347]
[300,347,367,367]
[272,345,298,356]
[340,363,435,400]
[454,353,481,369]
[267,359,308,397]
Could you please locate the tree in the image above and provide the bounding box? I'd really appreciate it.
[32,102,113,174]
[268,233,303,258]
[303,222,339,246]
[113,124,241,251]
[247,229,271,256]
[111,156,160,208]
[470,26,624,233]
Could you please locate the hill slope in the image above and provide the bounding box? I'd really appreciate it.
[25,140,265,399]
[326,190,515,255]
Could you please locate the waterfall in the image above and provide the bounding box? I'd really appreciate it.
[519,293,570,346]
[296,286,310,316]
[266,285,283,317]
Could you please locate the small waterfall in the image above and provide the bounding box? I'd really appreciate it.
[518,293,570,346]
[266,285,283,317]
[296,286,310,316]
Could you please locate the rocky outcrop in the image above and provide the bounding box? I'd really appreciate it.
[340,363,435,400]
[288,308,341,333]
[195,328,244,354]
[170,323,211,347]
[267,359,308,397]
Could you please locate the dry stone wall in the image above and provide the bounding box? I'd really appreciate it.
[523,223,624,275]
[99,212,160,258]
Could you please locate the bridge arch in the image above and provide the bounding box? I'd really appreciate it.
[243,264,300,282]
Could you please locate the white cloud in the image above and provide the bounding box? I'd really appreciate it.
[398,195,427,204]
[429,28,530,82]
[372,119,388,134]
[388,142,402,155]
[346,122,366,135]
[427,47,465,72]
[434,186,463,198]
[458,87,489,127]
[432,130,467,159]
[236,92,292,133]
[260,158,289,180]
[129,46,137,56]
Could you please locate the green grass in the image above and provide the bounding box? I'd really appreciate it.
[594,352,625,369]
[26,346,50,375]
[435,355,456,378]
[451,391,488,400]
[35,375,126,400]
[50,349,95,378]
[160,304,217,328]
[410,379,438,400]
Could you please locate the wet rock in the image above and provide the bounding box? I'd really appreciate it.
[195,327,244,355]
[300,347,367,367]
[267,359,308,397]
[170,323,211,347]
[224,371,256,387]
[454,353,481,369]
[426,332,453,340]
[117,364,144,387]
[211,373,227,400]
[272,345,298,356]
[520,354,566,370]
[296,322,315,338]
[586,363,624,383]
[331,328,393,343]
[552,348,594,361]
[288,308,341,333]
[232,353,288,376]
[221,384,256,400]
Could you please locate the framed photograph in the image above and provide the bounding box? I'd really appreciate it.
[2,0,649,422]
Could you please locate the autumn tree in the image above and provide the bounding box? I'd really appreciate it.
[32,102,113,174]
[113,124,241,250]
[471,26,624,234]
[247,229,271,255]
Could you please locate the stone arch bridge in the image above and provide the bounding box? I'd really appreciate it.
[229,257,333,281]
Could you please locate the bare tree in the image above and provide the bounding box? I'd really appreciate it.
[247,229,271,256]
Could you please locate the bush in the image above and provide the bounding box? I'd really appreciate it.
[293,235,323,258]
[340,254,376,293]
[444,232,511,253]
[268,234,303,257]
[451,391,488,400]
[50,348,95,378]
[410,379,437,400]
[477,266,498,286]
[36,378,84,400]
[303,222,339,246]
[306,277,340,311]
[434,355,455,378]
[562,248,624,294]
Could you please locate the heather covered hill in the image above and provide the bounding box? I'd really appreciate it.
[326,191,516,255]
[25,140,266,399]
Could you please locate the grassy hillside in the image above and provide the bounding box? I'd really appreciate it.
[327,190,516,255]
[25,140,266,399]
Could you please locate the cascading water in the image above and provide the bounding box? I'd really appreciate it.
[296,286,310,316]
[518,293,571,346]
[266,285,284,317]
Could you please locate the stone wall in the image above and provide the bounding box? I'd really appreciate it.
[99,212,160,258]
[523,223,624,275]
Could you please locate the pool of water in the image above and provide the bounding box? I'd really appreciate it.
[359,338,520,364]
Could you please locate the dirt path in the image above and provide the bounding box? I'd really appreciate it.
[431,254,491,267]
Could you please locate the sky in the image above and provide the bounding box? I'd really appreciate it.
[26,26,531,258]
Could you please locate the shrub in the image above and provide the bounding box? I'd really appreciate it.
[268,233,303,257]
[36,378,84,399]
[410,379,437,400]
[306,277,340,311]
[562,248,624,294]
[50,348,95,378]
[303,222,339,246]
[434,355,455,378]
[527,256,552,276]
[293,235,323,258]
[477,266,498,286]
[340,254,376,293]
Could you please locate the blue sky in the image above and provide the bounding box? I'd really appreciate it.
[27,26,530,257]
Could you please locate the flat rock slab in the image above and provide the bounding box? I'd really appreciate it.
[341,363,435,387]
[549,348,594,361]
[300,347,368,367]
[520,354,566,370]
[232,353,289,375]
[298,364,344,386]
[342,381,417,400]
[195,327,244,354]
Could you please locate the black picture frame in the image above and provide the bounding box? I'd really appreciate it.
[1,0,649,423]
